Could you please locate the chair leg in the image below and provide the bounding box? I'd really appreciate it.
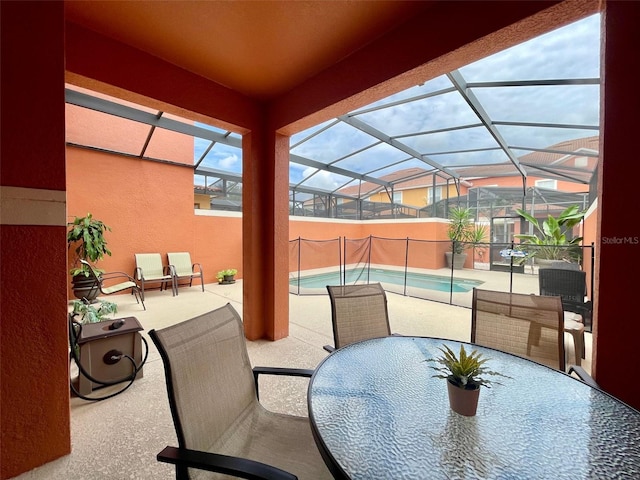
[135,287,146,310]
[140,281,146,301]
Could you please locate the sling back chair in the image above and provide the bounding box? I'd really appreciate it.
[149,304,332,480]
[167,252,204,292]
[134,253,176,300]
[539,268,592,324]
[324,283,392,353]
[79,259,145,310]
[471,288,565,371]
[539,268,591,362]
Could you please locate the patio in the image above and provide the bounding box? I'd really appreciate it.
[17,282,591,480]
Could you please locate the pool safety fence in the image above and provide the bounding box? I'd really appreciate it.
[289,236,595,319]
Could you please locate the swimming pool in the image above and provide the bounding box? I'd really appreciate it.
[290,268,484,293]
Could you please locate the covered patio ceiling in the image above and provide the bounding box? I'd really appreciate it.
[65,11,599,205]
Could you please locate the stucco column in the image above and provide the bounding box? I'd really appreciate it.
[0,2,71,479]
[242,127,290,340]
[593,0,640,409]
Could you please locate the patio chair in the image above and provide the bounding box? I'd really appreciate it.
[149,304,332,480]
[134,253,176,300]
[539,267,592,326]
[471,288,565,371]
[167,252,204,292]
[539,268,591,362]
[79,259,145,310]
[324,283,392,353]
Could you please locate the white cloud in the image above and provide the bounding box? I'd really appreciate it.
[219,153,239,169]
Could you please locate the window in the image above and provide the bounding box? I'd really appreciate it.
[393,191,402,204]
[574,156,588,168]
[535,179,557,190]
[426,186,442,205]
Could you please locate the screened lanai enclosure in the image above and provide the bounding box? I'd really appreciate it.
[66,13,600,220]
[66,14,599,321]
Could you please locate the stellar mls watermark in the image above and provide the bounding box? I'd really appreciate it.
[601,236,640,245]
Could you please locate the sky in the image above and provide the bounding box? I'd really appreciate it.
[195,13,601,194]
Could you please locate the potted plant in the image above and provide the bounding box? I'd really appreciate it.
[217,268,238,284]
[425,344,509,416]
[67,213,112,301]
[445,206,487,269]
[514,205,585,265]
[71,298,118,324]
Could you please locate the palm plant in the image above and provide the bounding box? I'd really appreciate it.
[447,206,486,254]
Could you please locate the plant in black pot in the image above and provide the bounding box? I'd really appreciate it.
[216,268,237,284]
[67,213,112,302]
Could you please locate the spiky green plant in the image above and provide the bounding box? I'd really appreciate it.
[425,344,510,390]
[447,206,486,254]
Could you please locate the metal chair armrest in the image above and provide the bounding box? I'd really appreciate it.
[101,271,136,283]
[192,262,203,273]
[157,446,297,480]
[324,334,399,353]
[568,365,600,389]
[252,366,314,401]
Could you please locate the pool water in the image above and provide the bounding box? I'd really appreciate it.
[290,268,483,293]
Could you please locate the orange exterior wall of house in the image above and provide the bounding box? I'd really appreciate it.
[0,2,71,478]
[470,175,590,194]
[66,147,243,291]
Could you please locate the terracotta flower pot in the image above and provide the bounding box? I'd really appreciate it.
[447,380,480,416]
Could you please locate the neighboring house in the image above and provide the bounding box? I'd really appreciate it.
[337,136,597,212]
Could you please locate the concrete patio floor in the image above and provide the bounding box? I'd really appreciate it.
[15,281,592,479]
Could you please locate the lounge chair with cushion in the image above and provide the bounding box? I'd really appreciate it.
[324,283,392,353]
[167,252,204,292]
[134,253,176,300]
[149,303,332,480]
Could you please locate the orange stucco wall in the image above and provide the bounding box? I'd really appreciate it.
[290,218,457,270]
[1,2,71,479]
[66,147,243,291]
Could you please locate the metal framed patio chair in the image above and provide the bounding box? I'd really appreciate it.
[134,253,176,300]
[149,304,332,480]
[79,259,145,310]
[539,267,592,325]
[167,252,204,292]
[539,268,591,362]
[471,288,565,371]
[324,283,392,353]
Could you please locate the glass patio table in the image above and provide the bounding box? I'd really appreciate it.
[308,336,640,480]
